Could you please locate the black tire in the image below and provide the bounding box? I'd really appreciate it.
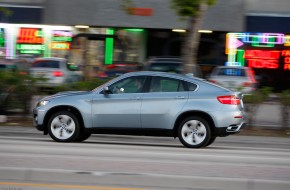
[48,111,80,142]
[75,132,91,142]
[205,136,216,147]
[178,116,211,148]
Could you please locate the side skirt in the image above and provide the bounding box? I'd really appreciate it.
[85,128,174,137]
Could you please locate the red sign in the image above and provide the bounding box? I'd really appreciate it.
[17,28,44,44]
[244,50,280,60]
[128,7,153,16]
[247,59,279,69]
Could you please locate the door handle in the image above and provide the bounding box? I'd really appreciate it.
[175,96,185,99]
[131,97,141,100]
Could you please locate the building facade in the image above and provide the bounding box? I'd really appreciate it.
[1,0,290,90]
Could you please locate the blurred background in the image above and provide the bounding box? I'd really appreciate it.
[0,0,289,127]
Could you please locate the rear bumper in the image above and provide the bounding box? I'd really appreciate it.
[215,122,247,137]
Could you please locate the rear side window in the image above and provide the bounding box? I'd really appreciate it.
[32,60,60,68]
[186,82,198,91]
[216,68,246,77]
[149,76,185,92]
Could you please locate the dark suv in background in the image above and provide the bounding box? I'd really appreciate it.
[144,56,203,78]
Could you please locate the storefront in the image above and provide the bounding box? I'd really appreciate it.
[0,23,74,59]
[68,27,147,79]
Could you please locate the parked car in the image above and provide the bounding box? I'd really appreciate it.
[0,58,30,74]
[97,61,141,78]
[207,66,257,94]
[33,71,246,148]
[0,63,16,72]
[144,56,203,78]
[144,56,183,73]
[29,57,83,87]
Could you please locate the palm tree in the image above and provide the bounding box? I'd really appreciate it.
[171,0,216,75]
[121,0,216,75]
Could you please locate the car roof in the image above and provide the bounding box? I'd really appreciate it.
[121,71,202,81]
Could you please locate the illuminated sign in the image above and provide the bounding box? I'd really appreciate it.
[17,28,44,44]
[0,28,5,48]
[16,28,44,55]
[226,33,290,70]
[50,42,70,50]
[16,44,45,54]
[51,30,72,50]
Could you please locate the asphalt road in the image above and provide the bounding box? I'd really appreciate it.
[0,126,290,190]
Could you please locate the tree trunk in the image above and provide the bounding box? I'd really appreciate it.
[182,1,208,76]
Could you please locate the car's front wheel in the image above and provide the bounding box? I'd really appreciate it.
[48,111,80,142]
[178,116,211,148]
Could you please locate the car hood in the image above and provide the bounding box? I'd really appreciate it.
[43,91,91,100]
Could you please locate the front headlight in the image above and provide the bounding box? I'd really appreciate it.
[38,100,49,107]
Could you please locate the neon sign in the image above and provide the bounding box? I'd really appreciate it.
[50,42,70,50]
[17,28,44,44]
[0,28,5,48]
[16,44,45,54]
[51,30,72,50]
[226,33,290,70]
[16,28,44,55]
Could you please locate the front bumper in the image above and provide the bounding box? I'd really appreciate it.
[33,108,46,131]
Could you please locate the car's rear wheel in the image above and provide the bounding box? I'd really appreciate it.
[48,111,80,142]
[178,116,211,148]
[205,136,216,147]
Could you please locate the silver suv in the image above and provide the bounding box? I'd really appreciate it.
[208,66,257,94]
[33,71,246,148]
[30,57,83,87]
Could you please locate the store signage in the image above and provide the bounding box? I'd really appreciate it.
[128,7,153,16]
[50,42,70,50]
[226,33,290,70]
[17,28,44,44]
[51,30,72,50]
[0,28,5,48]
[16,28,44,54]
[16,44,45,54]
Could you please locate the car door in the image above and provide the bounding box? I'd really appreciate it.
[141,76,189,129]
[92,76,147,128]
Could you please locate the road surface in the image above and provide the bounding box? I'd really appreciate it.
[0,126,290,190]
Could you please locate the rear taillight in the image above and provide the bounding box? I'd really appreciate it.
[53,71,63,77]
[217,95,240,105]
[243,82,252,87]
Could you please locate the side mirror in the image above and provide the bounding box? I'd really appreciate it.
[102,86,111,94]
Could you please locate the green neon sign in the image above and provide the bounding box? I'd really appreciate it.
[0,28,5,47]
[52,36,72,42]
[124,29,144,32]
[105,29,114,65]
[16,44,44,54]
